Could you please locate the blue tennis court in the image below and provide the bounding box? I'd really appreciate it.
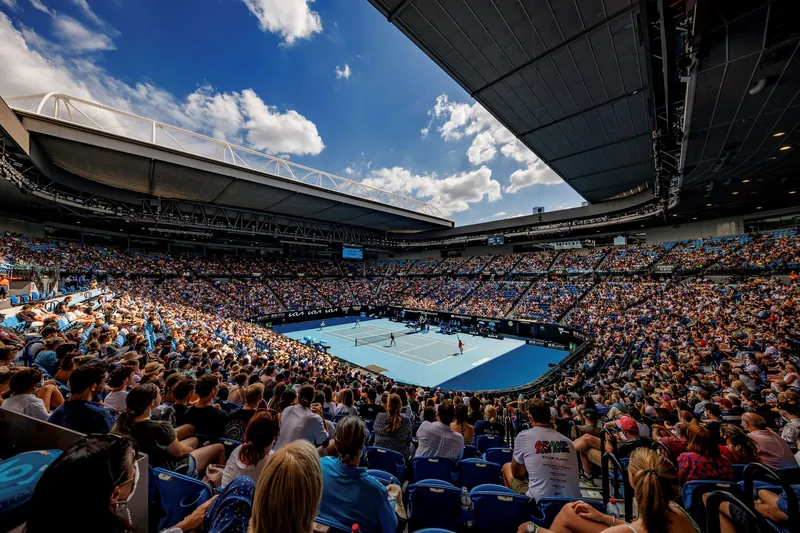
[275,317,567,389]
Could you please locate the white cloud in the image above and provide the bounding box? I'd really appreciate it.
[53,15,115,51]
[241,0,322,45]
[361,165,501,216]
[425,93,566,195]
[0,13,325,157]
[1,0,19,10]
[28,0,52,15]
[343,167,354,176]
[70,0,120,37]
[505,159,563,194]
[492,212,506,217]
[420,126,429,137]
[335,64,351,80]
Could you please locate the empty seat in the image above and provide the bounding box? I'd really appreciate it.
[413,456,455,483]
[407,479,463,531]
[150,467,213,531]
[458,458,502,490]
[0,450,63,532]
[470,484,531,533]
[474,435,504,454]
[364,446,405,481]
[484,447,513,466]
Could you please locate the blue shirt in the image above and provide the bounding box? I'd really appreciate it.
[48,400,115,435]
[319,456,398,533]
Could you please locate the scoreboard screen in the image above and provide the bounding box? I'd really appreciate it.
[342,247,363,260]
[488,235,505,246]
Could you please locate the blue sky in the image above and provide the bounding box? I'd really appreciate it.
[0,0,584,225]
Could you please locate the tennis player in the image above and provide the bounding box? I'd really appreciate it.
[353,318,360,328]
[318,320,326,331]
[458,337,464,355]
[389,333,396,346]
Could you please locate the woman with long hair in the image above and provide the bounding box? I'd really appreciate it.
[25,434,138,533]
[250,440,323,533]
[373,393,414,458]
[268,382,286,410]
[528,448,700,533]
[319,416,398,533]
[719,423,759,464]
[474,404,505,437]
[336,388,358,416]
[677,423,733,484]
[221,409,280,487]
[279,388,297,412]
[450,402,475,445]
[110,382,225,473]
[275,384,328,450]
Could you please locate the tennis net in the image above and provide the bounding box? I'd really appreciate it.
[354,332,399,346]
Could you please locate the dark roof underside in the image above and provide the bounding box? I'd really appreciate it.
[369,0,655,203]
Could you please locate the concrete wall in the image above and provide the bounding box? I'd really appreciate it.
[0,216,45,237]
[645,216,743,244]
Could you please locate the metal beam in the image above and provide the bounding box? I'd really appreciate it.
[387,0,413,22]
[470,3,639,98]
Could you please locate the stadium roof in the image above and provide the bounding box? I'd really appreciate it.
[368,0,654,203]
[678,0,800,217]
[2,94,453,233]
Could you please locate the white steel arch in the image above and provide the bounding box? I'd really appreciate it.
[4,93,447,219]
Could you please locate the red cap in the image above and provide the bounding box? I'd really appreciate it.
[616,417,639,434]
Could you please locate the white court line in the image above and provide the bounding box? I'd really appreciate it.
[425,345,479,366]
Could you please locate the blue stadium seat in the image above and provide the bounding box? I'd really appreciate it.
[219,438,241,459]
[364,446,405,481]
[458,458,502,490]
[681,480,741,521]
[366,469,400,487]
[462,444,482,459]
[484,447,513,466]
[531,497,604,528]
[474,434,504,454]
[313,515,351,533]
[413,456,455,483]
[9,295,19,306]
[30,292,39,301]
[0,450,62,532]
[21,294,29,303]
[407,479,463,532]
[151,467,213,531]
[470,484,531,533]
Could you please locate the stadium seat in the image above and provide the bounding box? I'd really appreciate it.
[413,456,456,483]
[366,469,400,487]
[458,458,502,490]
[218,400,240,414]
[0,450,63,532]
[484,447,513,465]
[531,498,605,528]
[150,467,213,531]
[474,434,504,454]
[9,295,19,306]
[313,515,352,533]
[681,480,741,523]
[219,438,241,459]
[364,446,405,481]
[470,484,531,533]
[462,444,482,459]
[407,479,463,532]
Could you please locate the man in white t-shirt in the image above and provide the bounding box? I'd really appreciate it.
[502,398,581,501]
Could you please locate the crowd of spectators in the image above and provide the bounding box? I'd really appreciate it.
[597,245,665,272]
[659,235,748,272]
[483,253,521,275]
[310,280,354,307]
[455,255,493,275]
[512,280,594,321]
[551,249,609,272]
[454,280,529,317]
[511,251,559,274]
[712,230,800,271]
[405,258,442,275]
[1,230,800,533]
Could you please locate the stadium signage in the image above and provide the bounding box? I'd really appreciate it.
[551,269,567,275]
[654,264,675,274]
[526,339,568,350]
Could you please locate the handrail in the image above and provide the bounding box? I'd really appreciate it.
[601,452,633,520]
[5,93,447,219]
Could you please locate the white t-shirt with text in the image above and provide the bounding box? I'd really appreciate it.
[512,426,581,501]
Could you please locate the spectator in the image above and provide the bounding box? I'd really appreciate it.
[373,393,414,459]
[184,374,228,441]
[450,402,475,445]
[358,387,385,420]
[0,367,50,421]
[104,365,134,412]
[171,377,195,427]
[719,424,759,464]
[25,434,139,533]
[677,423,733,484]
[575,408,602,438]
[336,388,358,417]
[49,361,115,434]
[574,416,652,485]
[224,383,265,441]
[467,396,484,425]
[228,373,248,405]
[111,382,225,473]
[221,409,280,488]
[503,398,580,501]
[319,416,398,533]
[652,422,689,458]
[275,384,329,450]
[531,449,694,533]
[777,402,800,444]
[249,440,323,533]
[742,412,797,469]
[474,404,506,437]
[415,399,464,462]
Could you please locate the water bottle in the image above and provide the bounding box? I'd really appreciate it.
[461,486,473,527]
[606,497,620,521]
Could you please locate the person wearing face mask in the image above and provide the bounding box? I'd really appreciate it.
[25,434,140,533]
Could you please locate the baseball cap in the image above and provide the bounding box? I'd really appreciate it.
[615,417,639,434]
